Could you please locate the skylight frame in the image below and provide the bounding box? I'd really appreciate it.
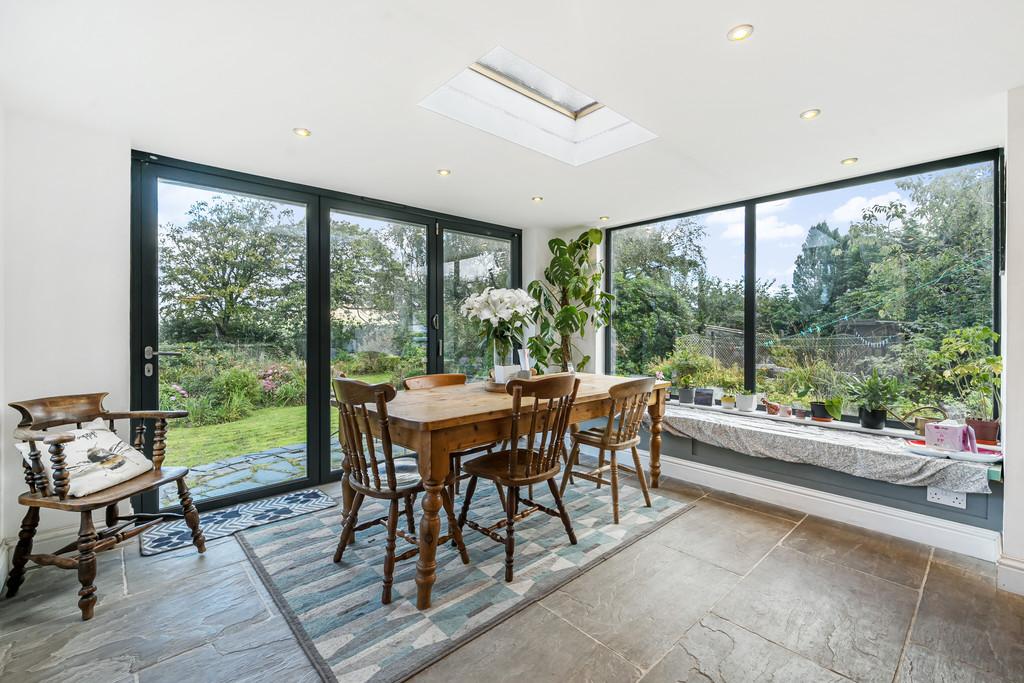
[467,62,605,121]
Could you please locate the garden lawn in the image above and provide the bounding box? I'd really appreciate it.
[164,372,388,467]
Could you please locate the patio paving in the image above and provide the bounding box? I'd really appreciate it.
[159,442,343,507]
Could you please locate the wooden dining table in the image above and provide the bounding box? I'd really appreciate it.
[342,372,669,610]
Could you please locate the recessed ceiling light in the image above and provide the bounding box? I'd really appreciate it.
[292,127,312,137]
[437,168,452,176]
[799,109,821,120]
[726,24,754,41]
[531,196,544,203]
[599,216,610,221]
[841,157,859,166]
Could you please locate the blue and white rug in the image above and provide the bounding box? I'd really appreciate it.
[140,489,336,556]
[238,481,690,682]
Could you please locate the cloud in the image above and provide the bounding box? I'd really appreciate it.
[706,207,743,225]
[829,191,902,223]
[722,215,805,242]
[758,198,792,215]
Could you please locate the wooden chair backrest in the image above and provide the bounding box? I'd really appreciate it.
[403,373,467,391]
[332,378,404,493]
[505,374,580,479]
[600,377,656,447]
[10,393,110,430]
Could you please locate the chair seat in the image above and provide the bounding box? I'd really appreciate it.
[351,458,423,497]
[462,450,561,486]
[573,426,641,450]
[19,466,190,512]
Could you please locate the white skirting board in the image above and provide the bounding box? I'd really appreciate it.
[998,555,1024,593]
[638,451,1002,562]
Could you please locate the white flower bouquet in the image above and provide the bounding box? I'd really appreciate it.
[460,287,536,381]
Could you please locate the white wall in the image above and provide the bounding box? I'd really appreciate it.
[0,102,7,580]
[1000,87,1024,594]
[0,111,131,577]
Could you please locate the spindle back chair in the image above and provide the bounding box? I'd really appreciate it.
[560,376,655,523]
[332,378,469,604]
[402,373,504,507]
[6,392,205,621]
[458,373,580,581]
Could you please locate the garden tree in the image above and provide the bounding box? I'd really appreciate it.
[791,221,841,315]
[329,219,412,350]
[159,195,305,343]
[610,219,706,373]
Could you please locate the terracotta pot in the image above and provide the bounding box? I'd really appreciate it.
[859,406,887,430]
[966,418,1000,444]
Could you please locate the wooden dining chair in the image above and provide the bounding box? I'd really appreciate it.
[560,376,654,523]
[6,393,205,621]
[458,374,580,582]
[332,378,469,604]
[402,373,505,509]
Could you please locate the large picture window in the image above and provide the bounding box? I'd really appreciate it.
[606,152,1000,420]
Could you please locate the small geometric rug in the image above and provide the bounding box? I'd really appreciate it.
[140,488,336,556]
[238,480,691,683]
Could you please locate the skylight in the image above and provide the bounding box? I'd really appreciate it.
[419,47,656,166]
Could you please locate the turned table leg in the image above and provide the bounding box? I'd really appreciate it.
[415,437,449,610]
[647,387,666,489]
[77,512,98,621]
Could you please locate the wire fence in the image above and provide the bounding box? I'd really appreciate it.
[676,330,901,370]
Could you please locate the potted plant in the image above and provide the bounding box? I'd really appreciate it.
[736,390,758,412]
[527,229,613,373]
[931,326,1002,443]
[847,369,900,429]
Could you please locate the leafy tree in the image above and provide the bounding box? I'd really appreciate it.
[159,196,304,343]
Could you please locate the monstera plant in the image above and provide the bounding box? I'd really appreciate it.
[527,229,614,373]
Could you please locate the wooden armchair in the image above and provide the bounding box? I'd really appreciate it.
[5,392,206,620]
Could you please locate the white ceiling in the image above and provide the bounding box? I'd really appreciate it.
[2,1,1023,232]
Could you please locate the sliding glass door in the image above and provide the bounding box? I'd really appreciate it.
[132,153,521,513]
[442,223,517,380]
[327,205,429,470]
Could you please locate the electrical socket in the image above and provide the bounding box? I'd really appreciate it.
[926,486,967,509]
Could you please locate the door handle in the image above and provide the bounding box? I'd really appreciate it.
[144,346,183,360]
[431,314,439,330]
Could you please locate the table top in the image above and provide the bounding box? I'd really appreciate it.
[384,373,668,431]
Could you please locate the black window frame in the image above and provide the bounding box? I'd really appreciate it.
[603,149,1005,396]
[130,151,521,513]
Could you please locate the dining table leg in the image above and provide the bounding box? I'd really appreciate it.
[415,435,449,610]
[647,387,666,489]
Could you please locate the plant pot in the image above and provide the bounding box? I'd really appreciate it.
[810,401,833,422]
[677,387,695,404]
[721,395,736,409]
[792,405,809,419]
[859,406,887,430]
[694,388,715,406]
[736,393,757,412]
[966,418,1000,444]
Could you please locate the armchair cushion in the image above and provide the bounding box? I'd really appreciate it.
[16,418,154,497]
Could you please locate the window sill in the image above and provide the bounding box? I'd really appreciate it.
[660,403,1002,489]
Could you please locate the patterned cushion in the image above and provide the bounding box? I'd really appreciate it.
[15,418,154,497]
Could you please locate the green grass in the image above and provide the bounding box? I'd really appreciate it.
[164,372,389,467]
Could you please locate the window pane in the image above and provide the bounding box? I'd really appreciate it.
[443,230,512,380]
[156,179,308,507]
[609,210,745,391]
[755,162,994,416]
[329,210,428,469]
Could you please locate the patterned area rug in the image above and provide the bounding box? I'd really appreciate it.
[140,489,336,556]
[238,481,691,682]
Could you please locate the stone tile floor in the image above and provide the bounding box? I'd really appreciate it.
[3,474,1022,682]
